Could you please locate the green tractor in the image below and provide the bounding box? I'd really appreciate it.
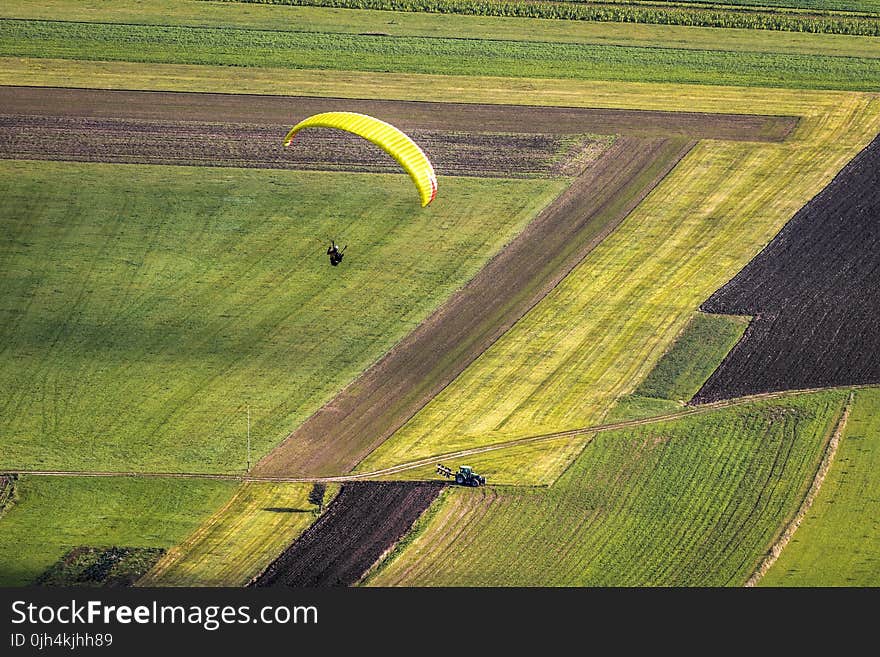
[436,464,486,487]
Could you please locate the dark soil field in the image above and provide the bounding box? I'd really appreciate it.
[693,133,880,403]
[0,115,606,178]
[0,87,797,143]
[252,481,444,587]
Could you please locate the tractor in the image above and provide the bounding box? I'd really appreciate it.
[436,464,486,487]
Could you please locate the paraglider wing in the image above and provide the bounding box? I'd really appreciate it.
[283,112,437,207]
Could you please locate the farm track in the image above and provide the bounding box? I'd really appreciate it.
[8,384,873,484]
[250,481,444,587]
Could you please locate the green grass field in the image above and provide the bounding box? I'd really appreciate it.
[2,18,877,90]
[761,388,880,585]
[607,313,748,421]
[140,482,338,586]
[370,392,845,585]
[0,161,562,473]
[0,476,235,586]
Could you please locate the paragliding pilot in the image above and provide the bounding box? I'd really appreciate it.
[327,240,345,266]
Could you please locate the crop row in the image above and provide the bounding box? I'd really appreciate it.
[3,19,877,91]
[549,0,880,14]
[226,0,880,35]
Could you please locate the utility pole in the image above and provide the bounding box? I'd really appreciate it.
[246,404,251,474]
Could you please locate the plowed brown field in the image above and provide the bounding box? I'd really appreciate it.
[251,481,444,587]
[694,133,880,402]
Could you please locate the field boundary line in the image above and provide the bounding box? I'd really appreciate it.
[743,390,854,587]
[7,384,874,484]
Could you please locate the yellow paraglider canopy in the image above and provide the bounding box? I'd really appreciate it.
[283,111,437,207]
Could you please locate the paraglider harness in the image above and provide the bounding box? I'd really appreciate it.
[327,241,346,266]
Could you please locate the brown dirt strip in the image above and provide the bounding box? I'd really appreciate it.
[744,392,853,586]
[0,86,797,143]
[0,114,605,178]
[255,136,696,477]
[250,481,444,587]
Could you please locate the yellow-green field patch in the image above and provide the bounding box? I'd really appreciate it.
[140,482,339,586]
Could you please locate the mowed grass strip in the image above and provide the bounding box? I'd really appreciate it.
[139,482,338,586]
[0,476,235,586]
[369,392,846,586]
[607,313,749,421]
[760,387,880,586]
[0,161,563,473]
[359,92,880,474]
[1,57,875,115]
[2,1,876,58]
[1,19,878,90]
[635,313,749,401]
